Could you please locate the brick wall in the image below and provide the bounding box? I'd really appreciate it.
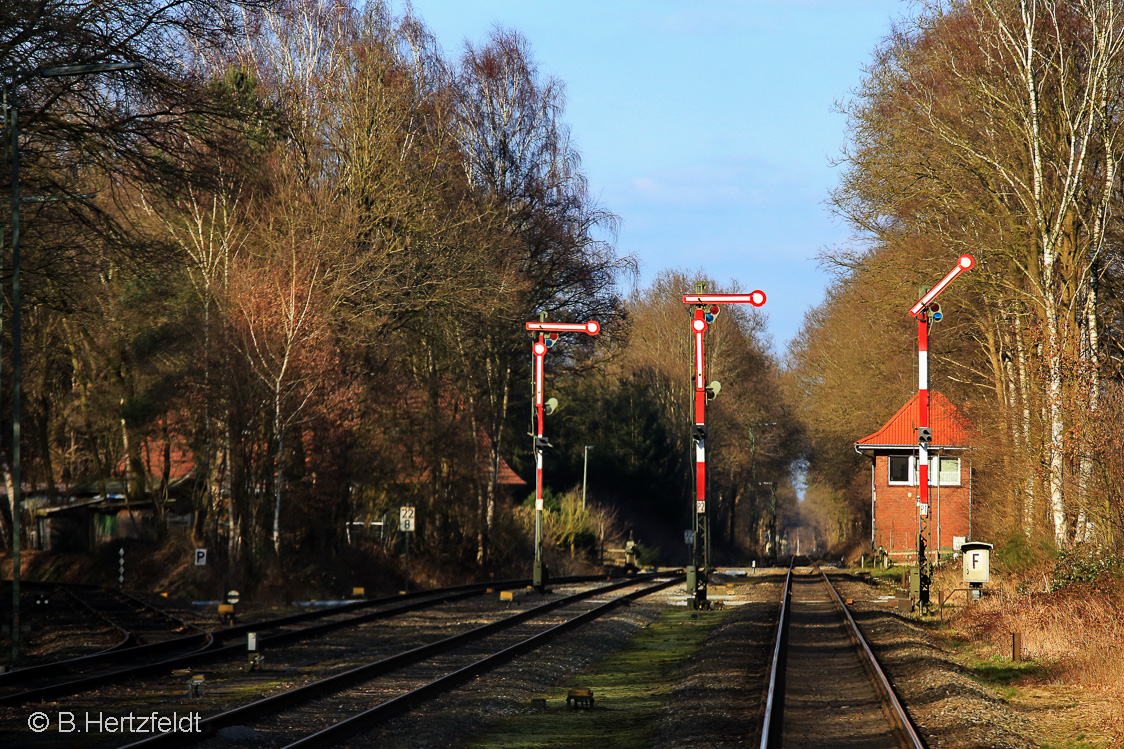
[870,455,970,558]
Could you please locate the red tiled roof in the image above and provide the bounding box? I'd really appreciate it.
[117,424,527,487]
[397,391,526,487]
[490,457,526,486]
[389,428,527,487]
[856,391,973,448]
[476,430,526,486]
[393,451,526,487]
[115,438,195,480]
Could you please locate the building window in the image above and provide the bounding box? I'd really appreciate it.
[887,455,961,486]
[937,456,961,486]
[888,455,911,484]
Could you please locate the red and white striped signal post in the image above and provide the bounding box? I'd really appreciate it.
[682,286,766,609]
[525,317,601,591]
[909,253,973,608]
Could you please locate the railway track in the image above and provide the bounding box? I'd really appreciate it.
[63,586,202,648]
[760,562,924,749]
[1,582,200,662]
[0,575,611,706]
[6,568,931,747]
[113,574,680,748]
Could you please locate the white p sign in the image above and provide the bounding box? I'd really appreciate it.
[194,549,207,566]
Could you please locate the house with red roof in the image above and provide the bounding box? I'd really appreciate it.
[854,391,974,561]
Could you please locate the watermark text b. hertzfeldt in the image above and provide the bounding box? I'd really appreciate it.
[28,710,201,734]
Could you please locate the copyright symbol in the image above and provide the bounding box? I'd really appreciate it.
[28,711,50,732]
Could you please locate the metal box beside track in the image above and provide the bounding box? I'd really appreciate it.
[961,541,993,584]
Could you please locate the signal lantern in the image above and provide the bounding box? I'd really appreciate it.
[928,302,942,322]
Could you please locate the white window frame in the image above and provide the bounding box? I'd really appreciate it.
[887,455,961,486]
[936,456,961,486]
[887,455,912,485]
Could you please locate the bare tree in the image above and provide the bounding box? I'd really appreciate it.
[831,0,1124,547]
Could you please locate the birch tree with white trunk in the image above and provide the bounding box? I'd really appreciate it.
[833,0,1124,547]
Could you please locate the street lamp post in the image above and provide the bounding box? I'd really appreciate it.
[4,61,141,663]
[582,445,593,509]
[681,285,766,610]
[758,481,777,559]
[908,253,974,610]
[525,317,600,592]
[744,421,776,550]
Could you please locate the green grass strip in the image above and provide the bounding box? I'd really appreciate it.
[469,607,728,748]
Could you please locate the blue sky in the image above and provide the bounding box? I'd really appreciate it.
[402,1,906,351]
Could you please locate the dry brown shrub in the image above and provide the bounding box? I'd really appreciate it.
[946,565,1124,701]
[1102,708,1124,747]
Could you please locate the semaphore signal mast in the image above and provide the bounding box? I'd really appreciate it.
[525,315,600,592]
[682,284,766,609]
[909,253,973,609]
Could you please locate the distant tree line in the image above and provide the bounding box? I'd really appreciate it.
[546,271,799,561]
[1,0,795,581]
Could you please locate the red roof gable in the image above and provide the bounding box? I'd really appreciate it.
[389,427,527,487]
[855,391,973,449]
[392,451,526,487]
[473,431,524,486]
[490,457,527,486]
[115,438,194,480]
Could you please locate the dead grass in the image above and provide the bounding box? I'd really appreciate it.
[937,563,1124,747]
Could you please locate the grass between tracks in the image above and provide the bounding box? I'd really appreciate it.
[467,607,728,749]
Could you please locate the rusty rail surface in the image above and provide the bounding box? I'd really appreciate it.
[817,567,925,748]
[759,562,925,749]
[120,574,677,748]
[759,558,794,749]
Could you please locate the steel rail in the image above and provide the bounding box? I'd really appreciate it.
[1,584,519,705]
[0,575,605,696]
[0,581,135,662]
[818,567,926,749]
[120,574,672,749]
[63,587,203,649]
[0,578,511,687]
[759,559,794,749]
[112,588,203,636]
[284,576,680,749]
[60,587,135,650]
[0,628,215,695]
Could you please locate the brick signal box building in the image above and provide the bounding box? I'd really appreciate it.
[854,392,974,562]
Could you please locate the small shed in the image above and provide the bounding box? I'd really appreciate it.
[30,493,168,552]
[854,391,974,561]
[30,498,101,552]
